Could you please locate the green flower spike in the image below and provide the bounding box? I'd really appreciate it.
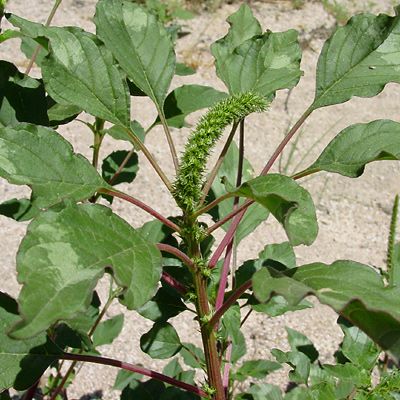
[173,92,268,213]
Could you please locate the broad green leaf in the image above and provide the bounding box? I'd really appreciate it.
[104,120,146,148]
[41,28,130,126]
[211,4,262,66]
[0,124,107,208]
[137,286,186,322]
[236,383,283,400]
[95,0,176,108]
[312,10,400,110]
[221,305,246,363]
[251,296,312,317]
[272,348,311,384]
[236,242,296,287]
[175,63,195,76]
[121,378,165,400]
[213,29,302,98]
[11,203,162,339]
[286,328,319,362]
[0,292,58,390]
[160,85,227,128]
[162,358,196,386]
[0,61,48,127]
[0,29,22,44]
[114,370,143,390]
[232,174,318,246]
[0,198,39,222]
[140,322,182,359]
[46,99,81,127]
[253,261,400,362]
[180,343,205,370]
[233,360,281,382]
[208,141,269,244]
[102,150,139,186]
[20,36,47,67]
[305,120,400,177]
[92,314,124,347]
[338,320,380,371]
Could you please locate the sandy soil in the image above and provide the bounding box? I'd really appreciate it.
[1,0,399,398]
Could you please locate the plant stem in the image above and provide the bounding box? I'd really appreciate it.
[92,118,105,170]
[207,200,252,236]
[60,352,208,398]
[291,167,320,180]
[209,107,313,267]
[25,0,62,74]
[193,193,233,219]
[123,126,173,192]
[208,280,252,330]
[162,271,187,295]
[199,122,239,205]
[193,269,225,400]
[49,292,118,400]
[22,379,39,400]
[261,107,313,176]
[100,188,181,233]
[157,243,194,269]
[159,109,179,173]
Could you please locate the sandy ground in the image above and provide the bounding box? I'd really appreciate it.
[1,0,400,398]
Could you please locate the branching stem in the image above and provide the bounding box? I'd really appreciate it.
[100,188,180,233]
[157,243,194,269]
[60,352,208,398]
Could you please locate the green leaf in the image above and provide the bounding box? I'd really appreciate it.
[121,378,165,400]
[312,11,400,110]
[105,120,146,147]
[114,370,143,391]
[46,99,81,127]
[272,348,310,384]
[221,305,246,363]
[338,319,380,371]
[160,84,227,128]
[11,203,162,339]
[180,343,205,370]
[208,141,269,244]
[213,29,302,98]
[20,36,47,67]
[253,261,400,362]
[102,150,139,186]
[0,292,59,391]
[0,61,48,127]
[95,0,176,108]
[92,314,124,347]
[305,120,400,178]
[211,4,262,65]
[175,63,195,76]
[236,242,296,287]
[140,322,182,359]
[162,358,196,386]
[41,28,130,126]
[236,383,283,400]
[0,124,107,208]
[137,285,186,322]
[0,198,39,222]
[286,328,319,362]
[232,174,318,246]
[233,360,281,382]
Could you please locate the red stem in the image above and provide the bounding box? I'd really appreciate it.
[161,271,187,295]
[208,280,252,329]
[100,188,180,233]
[157,243,193,269]
[60,353,208,398]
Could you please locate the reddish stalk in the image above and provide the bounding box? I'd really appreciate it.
[208,107,313,268]
[60,353,208,398]
[157,243,194,269]
[100,188,180,233]
[208,280,252,330]
[161,271,187,295]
